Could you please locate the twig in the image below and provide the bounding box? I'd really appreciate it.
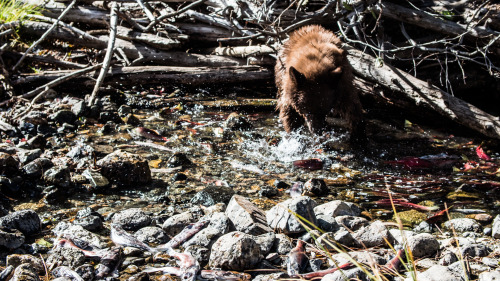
[12,0,77,72]
[135,0,156,22]
[0,29,13,37]
[144,0,204,31]
[26,14,99,41]
[88,2,119,107]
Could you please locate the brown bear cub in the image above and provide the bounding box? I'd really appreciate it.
[275,25,364,141]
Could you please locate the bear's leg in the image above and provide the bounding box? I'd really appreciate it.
[279,105,303,133]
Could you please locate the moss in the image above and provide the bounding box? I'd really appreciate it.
[394,210,428,226]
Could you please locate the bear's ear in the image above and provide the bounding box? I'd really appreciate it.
[289,66,307,85]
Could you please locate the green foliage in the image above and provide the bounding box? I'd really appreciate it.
[0,0,41,23]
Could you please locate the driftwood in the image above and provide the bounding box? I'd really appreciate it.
[347,46,500,140]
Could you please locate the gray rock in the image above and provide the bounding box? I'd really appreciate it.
[254,232,276,255]
[461,242,490,258]
[330,251,386,266]
[444,218,482,233]
[43,166,71,188]
[439,251,458,266]
[314,200,361,217]
[273,233,293,255]
[414,221,433,233]
[72,100,88,117]
[353,220,393,248]
[492,215,500,239]
[0,152,19,174]
[0,229,25,249]
[192,185,235,206]
[316,231,353,250]
[389,229,416,246]
[22,157,52,178]
[46,247,86,269]
[322,267,368,281]
[75,264,95,281]
[482,257,499,268]
[335,215,368,231]
[112,208,151,231]
[6,254,44,273]
[407,233,440,258]
[26,134,46,149]
[225,195,272,235]
[49,109,77,124]
[183,212,230,248]
[407,265,467,281]
[416,258,438,269]
[96,150,151,185]
[266,196,317,234]
[0,209,41,236]
[134,226,168,244]
[185,245,210,264]
[209,231,261,270]
[52,223,107,248]
[162,211,195,236]
[316,214,341,233]
[478,271,500,281]
[17,149,42,164]
[73,214,103,232]
[303,178,328,196]
[10,263,41,281]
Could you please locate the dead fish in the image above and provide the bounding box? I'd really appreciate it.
[52,266,84,281]
[95,246,122,279]
[110,223,156,252]
[157,220,209,250]
[384,249,405,274]
[167,249,200,281]
[287,240,308,276]
[292,158,323,170]
[375,199,439,212]
[133,127,168,141]
[200,270,251,281]
[295,262,354,279]
[55,239,104,258]
[142,266,182,275]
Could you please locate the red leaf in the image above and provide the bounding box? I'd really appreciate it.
[476,146,492,161]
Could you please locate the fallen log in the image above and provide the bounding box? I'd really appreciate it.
[13,65,272,88]
[346,46,500,140]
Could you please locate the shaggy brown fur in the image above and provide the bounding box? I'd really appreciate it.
[275,25,364,140]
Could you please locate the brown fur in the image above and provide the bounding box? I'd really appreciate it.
[275,25,364,140]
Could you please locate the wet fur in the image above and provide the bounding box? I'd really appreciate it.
[275,25,364,140]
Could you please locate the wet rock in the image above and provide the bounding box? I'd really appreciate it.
[10,263,40,281]
[258,185,279,197]
[26,134,46,149]
[74,264,95,281]
[444,218,482,233]
[353,220,393,248]
[52,223,107,248]
[335,215,368,231]
[71,100,88,117]
[224,112,253,131]
[461,242,490,258]
[161,211,196,237]
[273,233,293,255]
[96,150,151,185]
[303,178,328,196]
[134,226,168,244]
[316,214,340,232]
[0,266,14,281]
[225,195,272,235]
[22,157,52,178]
[0,152,19,174]
[99,111,123,124]
[266,196,317,234]
[254,232,276,255]
[0,229,25,249]
[81,169,109,190]
[0,209,41,236]
[167,152,192,168]
[192,185,235,206]
[323,267,368,281]
[314,200,361,218]
[474,213,493,223]
[478,271,500,281]
[112,208,152,231]
[492,215,500,239]
[6,254,44,273]
[183,212,230,248]
[21,111,48,125]
[17,148,42,164]
[66,144,94,162]
[43,166,71,188]
[49,109,77,124]
[118,105,132,116]
[74,207,103,231]
[47,247,86,269]
[407,233,440,258]
[124,114,142,126]
[98,122,116,134]
[209,231,261,270]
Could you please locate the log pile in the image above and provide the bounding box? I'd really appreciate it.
[0,0,499,139]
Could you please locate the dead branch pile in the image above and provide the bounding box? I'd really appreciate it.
[0,0,499,139]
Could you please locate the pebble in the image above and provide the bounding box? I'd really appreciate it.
[444,218,483,233]
[134,226,168,244]
[408,264,467,281]
[10,263,41,281]
[406,233,440,258]
[0,229,25,249]
[492,215,500,239]
[0,209,41,236]
[161,211,196,236]
[353,220,393,248]
[46,247,86,270]
[96,150,152,185]
[314,200,361,217]
[112,208,152,231]
[6,254,44,273]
